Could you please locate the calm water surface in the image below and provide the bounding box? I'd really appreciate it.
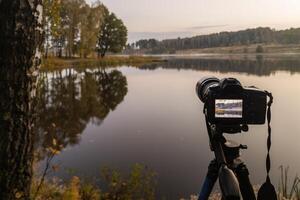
[36,56,300,199]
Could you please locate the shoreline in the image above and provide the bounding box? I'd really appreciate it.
[41,51,300,71]
[175,44,300,55]
[127,44,300,57]
[41,56,166,71]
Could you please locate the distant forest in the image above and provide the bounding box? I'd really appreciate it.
[126,27,300,54]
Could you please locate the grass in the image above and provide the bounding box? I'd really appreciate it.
[278,166,300,200]
[31,164,157,200]
[41,56,165,71]
[31,165,300,200]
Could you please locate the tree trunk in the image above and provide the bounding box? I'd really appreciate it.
[100,46,108,58]
[58,47,62,58]
[45,41,49,58]
[0,0,43,199]
[44,23,50,59]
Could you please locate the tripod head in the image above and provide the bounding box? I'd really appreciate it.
[204,115,249,151]
[205,123,241,199]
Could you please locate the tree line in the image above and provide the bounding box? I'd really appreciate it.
[44,0,127,58]
[128,27,300,54]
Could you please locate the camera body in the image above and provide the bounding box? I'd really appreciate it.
[197,77,267,125]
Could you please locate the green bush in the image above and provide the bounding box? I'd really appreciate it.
[256,45,264,53]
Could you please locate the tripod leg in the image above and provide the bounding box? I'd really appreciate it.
[198,159,219,200]
[234,163,256,200]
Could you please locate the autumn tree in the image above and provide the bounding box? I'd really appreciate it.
[97,9,128,58]
[0,0,43,199]
[49,0,63,57]
[79,2,106,58]
[43,0,62,58]
[42,0,114,58]
[61,0,86,58]
[43,0,51,58]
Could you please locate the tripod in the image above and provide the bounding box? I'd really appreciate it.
[198,123,256,200]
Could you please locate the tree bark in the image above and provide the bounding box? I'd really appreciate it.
[100,45,108,58]
[0,0,43,199]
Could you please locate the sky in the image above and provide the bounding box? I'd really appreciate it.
[87,0,300,43]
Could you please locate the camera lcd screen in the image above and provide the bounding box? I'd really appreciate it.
[215,99,243,118]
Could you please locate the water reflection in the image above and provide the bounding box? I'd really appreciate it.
[35,69,128,160]
[140,56,300,76]
[30,56,300,199]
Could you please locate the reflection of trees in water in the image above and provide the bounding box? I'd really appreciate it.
[35,69,128,160]
[140,57,300,76]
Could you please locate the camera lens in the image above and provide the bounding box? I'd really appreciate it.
[196,76,220,102]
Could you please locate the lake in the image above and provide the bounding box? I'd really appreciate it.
[36,55,300,199]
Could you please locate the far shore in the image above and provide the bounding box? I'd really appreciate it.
[175,43,300,55]
[124,44,300,58]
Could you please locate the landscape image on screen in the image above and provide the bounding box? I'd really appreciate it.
[215,99,243,118]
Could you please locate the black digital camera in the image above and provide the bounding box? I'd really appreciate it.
[196,77,267,125]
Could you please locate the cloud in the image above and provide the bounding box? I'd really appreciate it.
[127,25,228,42]
[187,24,228,30]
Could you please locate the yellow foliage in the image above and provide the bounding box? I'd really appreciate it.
[15,191,23,199]
[63,176,81,200]
[47,147,60,155]
[31,164,156,200]
[53,138,57,146]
